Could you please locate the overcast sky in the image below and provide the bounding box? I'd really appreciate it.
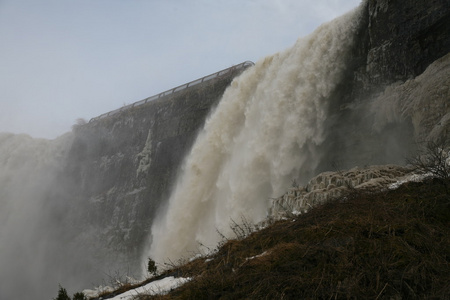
[0,0,361,139]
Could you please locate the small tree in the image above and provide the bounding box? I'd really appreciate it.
[407,135,450,193]
[54,285,71,300]
[147,257,158,275]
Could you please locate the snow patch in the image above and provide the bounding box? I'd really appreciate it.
[246,251,268,261]
[388,172,433,190]
[189,253,203,262]
[82,286,114,299]
[107,276,191,300]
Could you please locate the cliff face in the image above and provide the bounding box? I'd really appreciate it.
[362,0,450,142]
[57,68,248,272]
[364,0,449,89]
[320,0,450,170]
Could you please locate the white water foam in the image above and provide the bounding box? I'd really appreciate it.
[146,4,365,265]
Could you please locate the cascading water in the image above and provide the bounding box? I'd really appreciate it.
[146,4,366,265]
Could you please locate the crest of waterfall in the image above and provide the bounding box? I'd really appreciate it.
[146,4,366,265]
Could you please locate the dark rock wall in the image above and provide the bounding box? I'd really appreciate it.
[60,69,247,271]
[364,0,450,88]
[320,0,450,171]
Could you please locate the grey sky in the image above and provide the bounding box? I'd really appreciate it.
[0,0,361,139]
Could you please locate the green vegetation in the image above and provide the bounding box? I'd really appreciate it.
[53,285,87,300]
[54,286,70,300]
[72,292,87,300]
[133,177,449,299]
[148,258,158,275]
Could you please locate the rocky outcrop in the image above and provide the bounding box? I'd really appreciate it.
[270,165,412,218]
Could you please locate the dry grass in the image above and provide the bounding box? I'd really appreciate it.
[104,177,450,300]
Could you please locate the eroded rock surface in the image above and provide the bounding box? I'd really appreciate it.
[270,165,412,218]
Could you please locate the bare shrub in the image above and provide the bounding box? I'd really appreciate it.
[406,135,450,182]
[229,216,256,240]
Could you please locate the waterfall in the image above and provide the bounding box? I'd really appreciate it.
[146,3,365,265]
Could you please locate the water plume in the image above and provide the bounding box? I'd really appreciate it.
[147,4,366,264]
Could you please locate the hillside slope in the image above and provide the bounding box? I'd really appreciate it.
[134,176,450,299]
